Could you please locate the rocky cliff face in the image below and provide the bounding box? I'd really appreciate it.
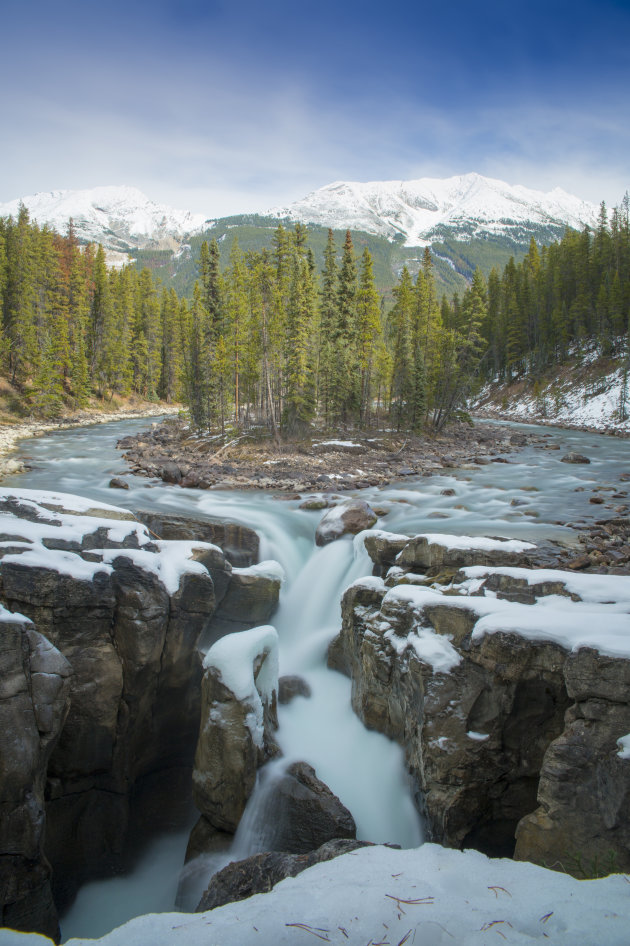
[330,530,630,874]
[0,489,282,937]
[0,609,71,941]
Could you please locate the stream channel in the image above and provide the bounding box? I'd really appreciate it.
[4,417,630,940]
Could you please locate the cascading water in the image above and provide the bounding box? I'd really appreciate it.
[3,415,629,940]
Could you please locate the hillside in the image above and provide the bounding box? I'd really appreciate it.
[134,215,553,299]
[475,347,630,434]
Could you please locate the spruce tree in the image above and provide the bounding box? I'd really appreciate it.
[330,231,358,424]
[356,248,381,426]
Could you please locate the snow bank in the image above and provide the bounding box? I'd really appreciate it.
[231,560,285,583]
[617,735,630,760]
[0,602,32,625]
[0,488,152,549]
[410,533,536,554]
[461,565,630,607]
[0,489,223,596]
[99,541,216,595]
[384,581,630,661]
[203,625,279,748]
[316,440,361,448]
[477,354,630,433]
[406,626,462,673]
[203,624,278,700]
[1,547,112,582]
[7,842,629,945]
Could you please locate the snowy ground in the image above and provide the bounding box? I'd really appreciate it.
[476,350,630,433]
[1,843,628,946]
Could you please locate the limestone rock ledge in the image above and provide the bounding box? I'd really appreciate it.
[330,530,630,875]
[0,488,281,936]
[193,625,280,833]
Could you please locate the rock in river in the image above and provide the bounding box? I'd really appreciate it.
[315,499,378,546]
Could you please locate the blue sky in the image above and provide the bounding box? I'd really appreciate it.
[1,0,628,215]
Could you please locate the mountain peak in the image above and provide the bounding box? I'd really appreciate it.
[270,173,599,246]
[0,185,212,253]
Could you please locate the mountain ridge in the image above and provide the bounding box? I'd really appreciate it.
[0,184,213,253]
[0,175,601,296]
[1,174,600,255]
[269,172,599,246]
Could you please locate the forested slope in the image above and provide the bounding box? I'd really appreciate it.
[1,199,628,436]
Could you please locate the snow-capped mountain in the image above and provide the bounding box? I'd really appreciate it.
[270,173,599,246]
[0,185,212,252]
[1,175,600,265]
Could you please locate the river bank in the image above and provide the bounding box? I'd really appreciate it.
[0,403,181,479]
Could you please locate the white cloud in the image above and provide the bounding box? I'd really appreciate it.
[1,65,627,215]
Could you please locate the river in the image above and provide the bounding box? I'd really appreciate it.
[3,417,629,940]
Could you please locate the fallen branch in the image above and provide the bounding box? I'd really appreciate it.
[285,922,331,941]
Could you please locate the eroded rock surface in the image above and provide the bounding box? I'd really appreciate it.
[315,499,378,546]
[192,625,280,832]
[0,609,71,940]
[196,839,369,912]
[135,510,259,567]
[330,531,630,875]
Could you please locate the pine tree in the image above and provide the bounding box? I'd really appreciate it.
[388,266,415,430]
[356,248,381,426]
[283,255,317,435]
[330,231,358,424]
[3,205,38,384]
[318,229,338,422]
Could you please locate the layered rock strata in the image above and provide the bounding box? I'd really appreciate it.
[192,625,280,833]
[0,608,71,941]
[330,529,630,874]
[0,489,281,936]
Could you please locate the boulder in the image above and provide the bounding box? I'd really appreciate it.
[315,500,378,546]
[362,530,409,575]
[254,761,356,854]
[397,533,536,571]
[192,625,280,832]
[135,511,259,567]
[197,839,370,912]
[278,674,312,704]
[209,562,283,644]
[561,452,591,464]
[299,498,330,511]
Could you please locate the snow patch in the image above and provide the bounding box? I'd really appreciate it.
[13,842,630,946]
[231,560,285,583]
[617,734,630,760]
[203,625,279,748]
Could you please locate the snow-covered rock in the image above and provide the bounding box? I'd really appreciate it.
[193,626,279,833]
[315,499,378,546]
[331,532,630,873]
[271,172,598,247]
[0,489,226,933]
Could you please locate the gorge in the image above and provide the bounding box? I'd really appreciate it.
[0,415,629,944]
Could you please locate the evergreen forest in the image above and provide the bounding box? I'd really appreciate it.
[1,199,629,434]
